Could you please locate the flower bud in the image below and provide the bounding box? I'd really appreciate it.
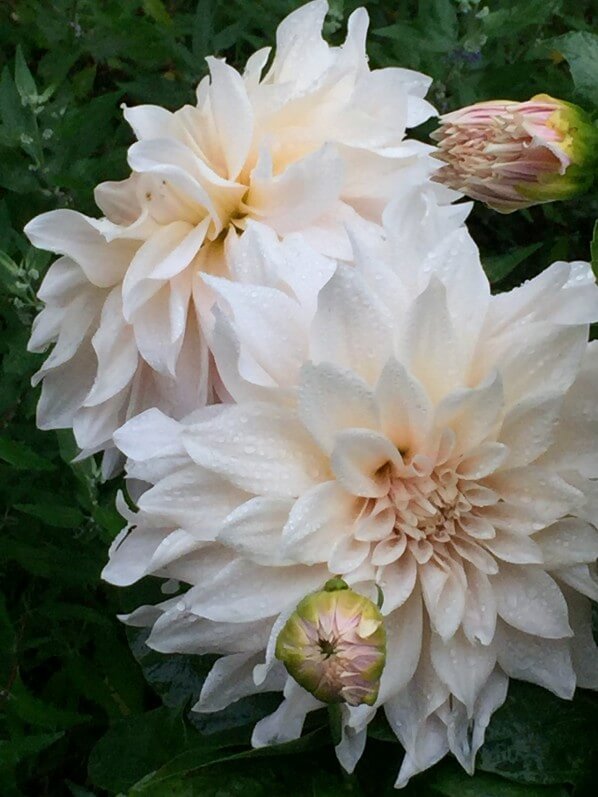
[431,94,598,212]
[275,578,386,706]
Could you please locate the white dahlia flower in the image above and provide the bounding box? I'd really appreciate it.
[104,187,598,786]
[24,0,437,472]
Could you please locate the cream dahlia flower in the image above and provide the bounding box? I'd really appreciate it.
[24,0,437,472]
[104,189,598,786]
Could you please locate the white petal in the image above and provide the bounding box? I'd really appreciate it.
[187,558,327,622]
[183,403,326,499]
[430,629,496,716]
[25,210,135,288]
[247,145,344,236]
[378,590,423,700]
[310,265,394,384]
[251,679,321,747]
[492,564,572,638]
[206,57,253,181]
[375,358,432,452]
[298,362,379,453]
[536,518,598,568]
[196,652,284,713]
[495,621,575,698]
[139,464,249,540]
[282,481,355,564]
[204,274,307,388]
[331,429,401,498]
[219,496,292,565]
[434,371,503,455]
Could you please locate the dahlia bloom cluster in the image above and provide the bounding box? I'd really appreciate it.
[25,0,598,790]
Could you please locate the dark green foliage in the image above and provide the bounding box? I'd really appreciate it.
[1,1,597,795]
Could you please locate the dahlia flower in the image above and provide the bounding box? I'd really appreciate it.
[24,0,437,472]
[431,94,598,212]
[104,188,598,786]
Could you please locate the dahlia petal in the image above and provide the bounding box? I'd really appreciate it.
[434,371,503,455]
[24,210,135,288]
[267,0,330,88]
[299,362,379,453]
[379,554,418,613]
[206,57,254,181]
[147,612,271,655]
[335,722,367,775]
[282,481,355,564]
[563,587,598,689]
[552,563,598,601]
[186,559,327,623]
[182,403,326,498]
[403,278,463,404]
[219,496,293,565]
[311,265,394,384]
[123,104,176,140]
[375,358,432,452]
[378,590,422,700]
[498,394,562,468]
[331,429,401,498]
[84,290,138,406]
[247,144,345,235]
[393,714,449,789]
[493,323,587,406]
[430,629,497,716]
[536,518,598,568]
[204,274,307,387]
[461,566,497,645]
[197,652,285,713]
[483,529,544,564]
[487,467,584,525]
[138,464,249,540]
[36,341,97,432]
[251,679,321,748]
[495,622,575,699]
[493,564,572,638]
[114,408,185,462]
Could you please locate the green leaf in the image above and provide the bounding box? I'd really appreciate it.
[142,0,172,27]
[0,437,55,471]
[482,242,543,284]
[88,707,191,792]
[477,682,598,786]
[547,32,598,106]
[14,502,85,528]
[429,762,570,796]
[0,732,64,770]
[14,45,37,105]
[130,728,331,793]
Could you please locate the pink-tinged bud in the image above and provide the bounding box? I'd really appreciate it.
[431,94,598,212]
[275,578,386,706]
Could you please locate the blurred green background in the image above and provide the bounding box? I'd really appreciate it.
[1,1,597,794]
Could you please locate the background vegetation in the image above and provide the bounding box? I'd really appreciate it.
[1,1,597,794]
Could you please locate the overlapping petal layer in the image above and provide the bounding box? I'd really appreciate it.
[25,0,439,471]
[105,189,598,785]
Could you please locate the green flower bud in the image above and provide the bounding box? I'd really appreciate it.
[275,578,386,706]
